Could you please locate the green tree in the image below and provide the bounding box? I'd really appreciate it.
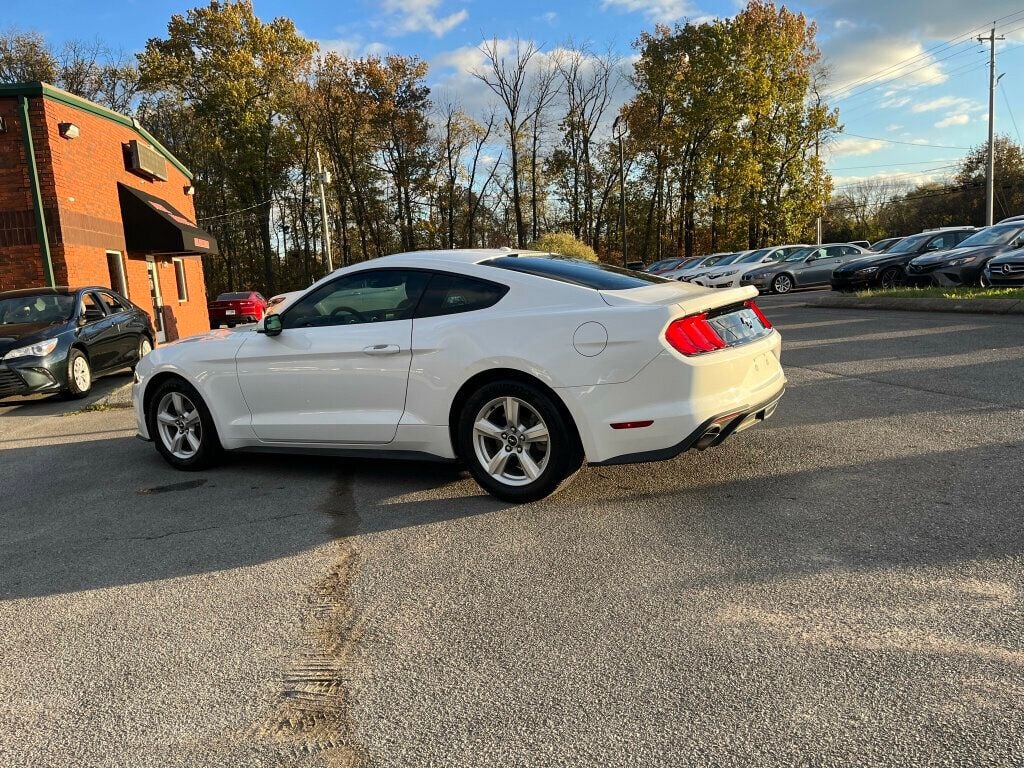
[138,1,316,295]
[528,231,598,261]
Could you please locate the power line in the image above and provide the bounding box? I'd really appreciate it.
[824,9,1024,102]
[197,199,273,222]
[830,158,960,171]
[999,80,1022,144]
[832,164,959,190]
[831,131,966,150]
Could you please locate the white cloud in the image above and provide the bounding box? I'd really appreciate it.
[912,95,973,113]
[316,37,390,57]
[830,137,886,157]
[601,0,700,23]
[880,96,910,109]
[382,0,468,38]
[534,11,558,25]
[824,35,946,98]
[935,113,970,128]
[885,123,902,132]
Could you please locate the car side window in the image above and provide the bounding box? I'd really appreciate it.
[282,270,429,329]
[806,248,826,261]
[824,246,844,258]
[415,273,509,319]
[81,292,105,320]
[98,292,128,313]
[927,234,952,251]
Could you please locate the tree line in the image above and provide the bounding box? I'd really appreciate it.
[4,1,837,297]
[825,136,1024,243]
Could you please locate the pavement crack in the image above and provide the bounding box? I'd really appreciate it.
[256,545,367,767]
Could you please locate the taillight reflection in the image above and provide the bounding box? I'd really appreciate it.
[664,314,727,356]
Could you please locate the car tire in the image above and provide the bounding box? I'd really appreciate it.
[147,378,222,471]
[457,380,582,503]
[879,267,902,290]
[979,270,992,288]
[772,274,794,294]
[132,335,153,371]
[62,348,92,399]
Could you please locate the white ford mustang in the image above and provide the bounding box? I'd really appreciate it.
[133,249,785,501]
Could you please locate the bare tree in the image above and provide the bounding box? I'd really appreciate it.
[474,38,538,247]
[525,53,561,241]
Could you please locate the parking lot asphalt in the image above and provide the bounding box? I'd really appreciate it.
[1,296,1023,767]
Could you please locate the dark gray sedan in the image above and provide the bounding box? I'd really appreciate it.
[740,243,870,294]
[0,286,155,400]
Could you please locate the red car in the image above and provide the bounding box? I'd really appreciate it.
[207,291,267,328]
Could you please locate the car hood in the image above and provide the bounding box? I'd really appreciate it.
[0,321,68,355]
[986,247,1024,266]
[834,253,908,274]
[911,244,999,266]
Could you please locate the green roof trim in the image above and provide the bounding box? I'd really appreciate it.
[0,81,193,181]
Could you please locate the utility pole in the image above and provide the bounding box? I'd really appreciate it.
[316,150,334,272]
[978,26,1005,226]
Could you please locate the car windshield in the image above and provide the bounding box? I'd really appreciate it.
[956,225,1024,248]
[784,248,812,262]
[737,248,771,264]
[711,253,743,266]
[0,294,75,325]
[886,233,934,254]
[217,292,252,301]
[676,258,703,269]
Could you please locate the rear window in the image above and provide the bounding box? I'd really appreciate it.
[416,273,508,318]
[216,292,252,301]
[484,255,667,290]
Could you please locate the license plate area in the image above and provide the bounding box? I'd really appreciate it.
[225,309,236,315]
[707,307,769,346]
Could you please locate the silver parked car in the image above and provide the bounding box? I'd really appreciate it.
[740,243,870,294]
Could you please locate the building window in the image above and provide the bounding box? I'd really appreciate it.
[106,252,128,298]
[173,258,188,302]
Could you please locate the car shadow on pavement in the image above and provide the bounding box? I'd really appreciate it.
[0,371,133,418]
[0,439,367,600]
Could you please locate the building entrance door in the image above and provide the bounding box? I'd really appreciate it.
[146,260,166,343]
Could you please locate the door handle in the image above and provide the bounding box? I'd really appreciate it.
[362,344,401,355]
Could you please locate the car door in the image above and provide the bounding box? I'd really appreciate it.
[76,291,118,371]
[97,291,137,366]
[792,247,826,285]
[235,269,430,444]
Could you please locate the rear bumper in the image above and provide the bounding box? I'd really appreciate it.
[559,330,785,465]
[590,387,784,466]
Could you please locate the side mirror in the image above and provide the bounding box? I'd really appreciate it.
[259,314,283,337]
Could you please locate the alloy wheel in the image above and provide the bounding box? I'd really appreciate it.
[880,268,900,289]
[156,391,203,460]
[472,396,550,487]
[140,337,153,357]
[773,275,793,294]
[72,355,91,392]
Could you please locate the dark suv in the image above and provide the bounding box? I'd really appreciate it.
[831,228,976,291]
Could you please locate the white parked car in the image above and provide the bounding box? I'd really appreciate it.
[663,252,734,281]
[133,250,786,502]
[692,245,809,289]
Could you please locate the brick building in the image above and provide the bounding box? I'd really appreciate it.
[0,82,217,341]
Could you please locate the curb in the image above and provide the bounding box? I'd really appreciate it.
[802,295,1024,316]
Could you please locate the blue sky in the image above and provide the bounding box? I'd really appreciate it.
[9,0,1024,192]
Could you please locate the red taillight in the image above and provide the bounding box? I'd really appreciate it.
[664,314,727,356]
[610,420,654,430]
[744,300,772,329]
